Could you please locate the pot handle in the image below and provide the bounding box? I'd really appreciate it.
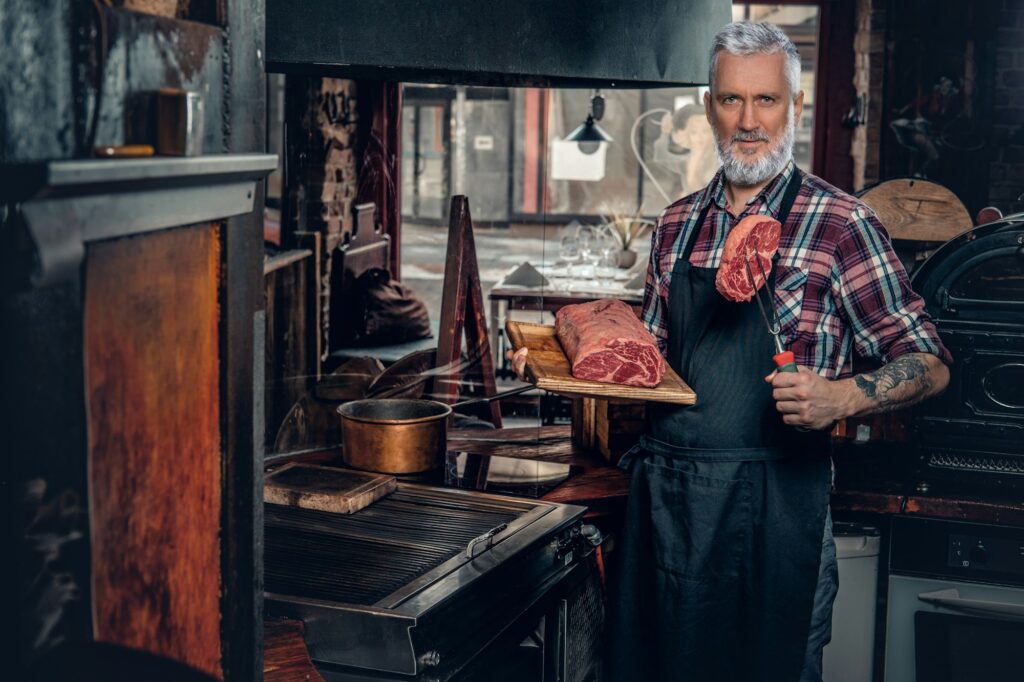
[450,384,537,409]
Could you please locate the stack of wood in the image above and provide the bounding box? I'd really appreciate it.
[572,397,645,464]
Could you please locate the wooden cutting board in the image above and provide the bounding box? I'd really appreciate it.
[264,463,397,514]
[857,178,972,243]
[506,321,696,405]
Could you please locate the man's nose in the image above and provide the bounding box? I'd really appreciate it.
[739,102,758,130]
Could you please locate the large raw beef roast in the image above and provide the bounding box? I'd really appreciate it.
[715,214,782,302]
[555,299,665,387]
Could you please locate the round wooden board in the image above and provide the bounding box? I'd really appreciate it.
[857,178,972,243]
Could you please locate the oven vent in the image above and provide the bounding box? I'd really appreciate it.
[927,452,1024,475]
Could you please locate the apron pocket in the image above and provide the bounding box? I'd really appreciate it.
[646,459,753,583]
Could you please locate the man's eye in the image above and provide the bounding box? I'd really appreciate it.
[759,96,776,104]
[722,96,737,104]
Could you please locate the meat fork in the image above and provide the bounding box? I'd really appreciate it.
[744,253,798,374]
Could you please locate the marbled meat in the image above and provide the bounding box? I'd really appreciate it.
[555,299,665,387]
[714,214,782,302]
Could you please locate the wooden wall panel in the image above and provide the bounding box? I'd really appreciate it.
[85,224,222,678]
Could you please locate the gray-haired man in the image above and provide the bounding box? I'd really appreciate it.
[597,20,950,682]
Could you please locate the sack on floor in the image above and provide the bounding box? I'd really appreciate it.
[354,268,432,345]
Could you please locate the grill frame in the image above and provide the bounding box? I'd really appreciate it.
[264,483,586,676]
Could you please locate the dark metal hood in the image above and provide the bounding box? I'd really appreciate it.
[265,0,732,88]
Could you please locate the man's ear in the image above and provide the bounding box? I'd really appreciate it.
[794,90,805,121]
[704,90,712,124]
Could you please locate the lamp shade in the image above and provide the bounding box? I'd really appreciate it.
[564,115,614,144]
[564,115,613,155]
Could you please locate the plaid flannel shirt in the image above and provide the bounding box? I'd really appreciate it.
[641,161,952,379]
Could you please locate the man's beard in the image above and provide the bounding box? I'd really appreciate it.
[713,105,796,187]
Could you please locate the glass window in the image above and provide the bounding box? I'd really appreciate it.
[264,5,824,459]
[950,254,1024,302]
[398,5,820,322]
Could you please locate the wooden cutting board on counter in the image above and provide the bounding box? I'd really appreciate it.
[506,321,696,405]
[264,463,397,514]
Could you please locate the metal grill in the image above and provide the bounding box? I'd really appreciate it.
[265,489,523,606]
[928,452,1024,475]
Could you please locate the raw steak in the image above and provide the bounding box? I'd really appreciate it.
[715,214,782,302]
[555,299,665,387]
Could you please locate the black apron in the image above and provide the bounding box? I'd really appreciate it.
[607,171,831,682]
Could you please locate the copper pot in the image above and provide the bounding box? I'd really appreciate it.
[337,399,453,474]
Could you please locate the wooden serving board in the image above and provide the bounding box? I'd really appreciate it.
[857,178,972,243]
[505,321,696,405]
[264,463,397,514]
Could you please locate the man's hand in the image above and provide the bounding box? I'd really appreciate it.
[506,347,530,381]
[765,353,950,430]
[765,366,851,431]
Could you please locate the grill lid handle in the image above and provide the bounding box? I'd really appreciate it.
[465,523,509,559]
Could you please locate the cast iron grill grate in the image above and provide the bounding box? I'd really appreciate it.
[265,489,525,606]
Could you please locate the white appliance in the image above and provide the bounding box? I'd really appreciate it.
[823,523,881,682]
[884,517,1024,682]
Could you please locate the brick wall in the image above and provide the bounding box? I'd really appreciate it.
[991,0,1024,214]
[853,0,1024,213]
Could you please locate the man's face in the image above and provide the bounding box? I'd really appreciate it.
[704,51,803,187]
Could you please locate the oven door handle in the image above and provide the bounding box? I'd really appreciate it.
[918,588,1024,620]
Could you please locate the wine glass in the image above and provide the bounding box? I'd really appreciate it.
[558,235,580,280]
[576,225,599,278]
[597,232,619,284]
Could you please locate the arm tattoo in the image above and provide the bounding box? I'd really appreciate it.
[854,354,933,413]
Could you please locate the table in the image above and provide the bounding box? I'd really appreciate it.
[488,265,644,371]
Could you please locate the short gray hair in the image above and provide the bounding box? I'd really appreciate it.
[708,21,801,98]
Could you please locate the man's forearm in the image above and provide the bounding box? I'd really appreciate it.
[842,353,949,418]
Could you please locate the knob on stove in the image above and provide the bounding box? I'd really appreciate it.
[969,544,989,565]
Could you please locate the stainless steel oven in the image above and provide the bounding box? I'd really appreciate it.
[884,517,1024,681]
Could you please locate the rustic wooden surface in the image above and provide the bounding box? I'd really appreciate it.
[858,178,973,243]
[264,463,397,513]
[85,224,222,677]
[293,231,324,370]
[904,494,1024,526]
[355,80,403,278]
[505,321,696,405]
[434,196,502,427]
[448,426,632,508]
[329,203,391,351]
[572,397,645,464]
[264,619,325,682]
[265,249,316,452]
[268,429,1020,526]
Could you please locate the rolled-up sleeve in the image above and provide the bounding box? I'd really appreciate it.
[832,206,953,365]
[641,216,669,356]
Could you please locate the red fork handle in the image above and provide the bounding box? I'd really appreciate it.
[773,350,798,373]
[773,350,808,431]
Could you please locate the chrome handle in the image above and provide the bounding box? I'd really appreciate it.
[465,522,508,559]
[917,588,1024,620]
